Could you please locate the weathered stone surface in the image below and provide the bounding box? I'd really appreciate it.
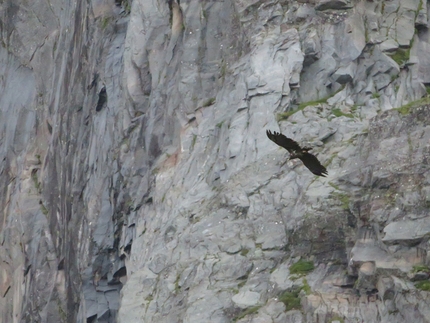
[316,0,351,11]
[379,39,399,52]
[1,0,430,323]
[232,290,262,308]
[383,218,430,244]
[415,0,428,29]
[356,261,377,291]
[333,63,355,84]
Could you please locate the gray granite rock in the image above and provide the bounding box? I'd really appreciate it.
[316,0,351,11]
[232,290,262,308]
[383,218,430,244]
[333,63,355,84]
[379,39,399,52]
[1,0,430,323]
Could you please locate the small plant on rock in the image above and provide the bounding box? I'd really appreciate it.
[232,306,261,322]
[290,259,315,275]
[412,265,430,273]
[415,281,430,291]
[278,287,302,311]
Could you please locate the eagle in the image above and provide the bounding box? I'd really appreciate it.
[266,130,328,177]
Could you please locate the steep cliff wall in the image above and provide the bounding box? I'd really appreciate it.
[0,0,429,322]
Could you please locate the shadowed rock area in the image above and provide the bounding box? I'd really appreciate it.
[0,0,429,322]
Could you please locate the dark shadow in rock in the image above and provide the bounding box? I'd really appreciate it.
[96,87,107,111]
[87,73,99,90]
[113,266,127,279]
[58,258,65,270]
[86,314,97,323]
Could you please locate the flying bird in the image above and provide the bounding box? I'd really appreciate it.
[266,130,328,177]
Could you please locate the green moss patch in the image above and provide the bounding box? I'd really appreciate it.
[276,108,304,122]
[240,249,249,256]
[415,281,430,291]
[216,121,224,128]
[290,259,315,275]
[331,192,350,210]
[395,96,430,115]
[277,97,329,121]
[202,97,216,107]
[328,182,341,191]
[302,279,311,294]
[298,96,331,110]
[145,295,154,302]
[330,316,345,323]
[39,202,49,216]
[31,169,41,193]
[101,17,111,29]
[191,134,197,149]
[232,306,261,322]
[278,287,302,311]
[412,265,430,273]
[332,108,354,118]
[390,48,410,65]
[279,274,314,311]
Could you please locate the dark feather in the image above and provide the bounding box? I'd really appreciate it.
[266,130,301,153]
[266,129,328,177]
[298,152,328,177]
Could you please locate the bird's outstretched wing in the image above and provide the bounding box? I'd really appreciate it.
[298,152,328,177]
[266,130,301,153]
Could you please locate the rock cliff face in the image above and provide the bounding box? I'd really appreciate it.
[0,0,429,322]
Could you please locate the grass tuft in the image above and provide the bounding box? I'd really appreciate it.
[101,17,111,29]
[191,134,197,149]
[302,278,311,295]
[202,97,216,107]
[328,182,341,191]
[396,96,430,115]
[240,249,249,256]
[232,306,261,322]
[390,48,410,65]
[412,265,430,273]
[277,96,330,121]
[290,259,315,275]
[330,316,345,323]
[415,281,430,291]
[332,108,354,118]
[297,96,330,110]
[278,287,302,311]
